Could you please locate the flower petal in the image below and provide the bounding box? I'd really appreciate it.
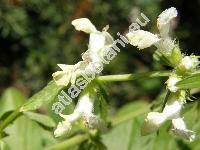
[165,75,181,92]
[157,7,178,37]
[102,31,114,46]
[57,64,74,71]
[171,118,195,142]
[60,112,80,123]
[141,112,166,135]
[126,30,160,49]
[75,93,93,116]
[89,32,106,53]
[54,120,72,137]
[71,18,97,33]
[52,71,71,86]
[162,101,182,119]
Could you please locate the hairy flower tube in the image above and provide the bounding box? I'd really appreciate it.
[54,93,99,137]
[52,18,114,86]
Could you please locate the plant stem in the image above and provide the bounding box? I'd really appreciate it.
[161,90,170,111]
[0,109,21,134]
[97,71,170,82]
[45,134,88,150]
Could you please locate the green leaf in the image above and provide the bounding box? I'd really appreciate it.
[112,101,149,126]
[20,81,64,112]
[0,140,10,150]
[102,101,178,150]
[2,116,49,150]
[176,73,200,89]
[0,111,13,122]
[0,88,26,117]
[24,112,56,128]
[181,102,200,149]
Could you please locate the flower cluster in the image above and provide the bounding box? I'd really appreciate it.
[126,7,199,141]
[54,93,99,137]
[52,7,199,141]
[52,18,114,87]
[141,99,195,141]
[53,18,113,137]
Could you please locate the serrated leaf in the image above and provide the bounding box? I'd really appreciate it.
[24,112,56,128]
[176,73,200,89]
[21,81,64,112]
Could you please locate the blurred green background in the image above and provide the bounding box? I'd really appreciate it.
[0,0,200,150]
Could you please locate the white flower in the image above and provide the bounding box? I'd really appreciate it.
[126,7,178,54]
[162,101,182,119]
[142,100,195,142]
[126,30,160,49]
[179,56,199,71]
[52,62,87,86]
[166,75,181,92]
[53,18,114,86]
[85,31,114,63]
[146,112,166,126]
[157,7,178,37]
[71,18,97,33]
[142,100,183,135]
[54,120,72,137]
[54,93,99,137]
[171,118,195,142]
[141,112,166,135]
[75,93,94,120]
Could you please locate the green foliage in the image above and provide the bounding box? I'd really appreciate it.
[176,73,200,89]
[102,101,200,150]
[24,112,56,128]
[0,87,57,150]
[21,81,63,112]
[0,88,26,117]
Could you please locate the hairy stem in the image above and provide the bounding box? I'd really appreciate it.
[161,90,170,111]
[97,71,170,82]
[0,109,21,134]
[45,134,89,150]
